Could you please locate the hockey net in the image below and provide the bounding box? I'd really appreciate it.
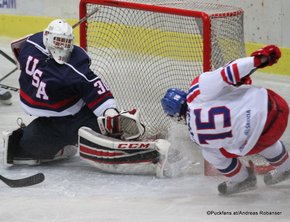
[79,0,244,137]
[79,0,273,175]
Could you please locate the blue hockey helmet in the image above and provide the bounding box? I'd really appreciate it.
[161,88,187,122]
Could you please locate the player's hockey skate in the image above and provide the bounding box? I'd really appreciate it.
[218,167,257,195]
[264,169,290,185]
[0,90,12,105]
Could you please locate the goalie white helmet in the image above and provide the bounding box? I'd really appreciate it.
[43,19,74,64]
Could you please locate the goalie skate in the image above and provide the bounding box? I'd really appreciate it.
[218,167,257,195]
[3,129,77,165]
[12,145,77,166]
[264,169,290,185]
[3,129,22,165]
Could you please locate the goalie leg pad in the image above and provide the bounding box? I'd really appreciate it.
[78,127,170,176]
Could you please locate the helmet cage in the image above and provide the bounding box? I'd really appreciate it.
[43,20,74,64]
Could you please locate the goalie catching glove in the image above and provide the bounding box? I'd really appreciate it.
[97,108,145,141]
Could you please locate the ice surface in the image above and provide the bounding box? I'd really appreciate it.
[0,38,290,222]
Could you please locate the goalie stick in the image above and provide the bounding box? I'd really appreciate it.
[72,7,98,28]
[0,49,18,83]
[0,49,17,66]
[0,173,45,188]
[0,83,19,92]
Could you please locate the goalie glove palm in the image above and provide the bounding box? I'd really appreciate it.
[119,109,145,141]
[97,108,145,140]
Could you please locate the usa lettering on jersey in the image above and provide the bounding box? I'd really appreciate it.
[18,32,116,117]
[25,55,48,100]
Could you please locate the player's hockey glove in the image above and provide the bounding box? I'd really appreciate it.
[235,76,252,86]
[251,44,281,68]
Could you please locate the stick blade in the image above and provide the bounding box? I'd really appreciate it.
[0,173,45,188]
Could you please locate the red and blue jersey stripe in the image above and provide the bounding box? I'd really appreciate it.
[221,63,241,85]
[187,76,200,103]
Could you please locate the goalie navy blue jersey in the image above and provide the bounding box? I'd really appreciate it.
[18,32,116,117]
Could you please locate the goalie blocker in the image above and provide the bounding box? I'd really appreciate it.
[78,127,170,178]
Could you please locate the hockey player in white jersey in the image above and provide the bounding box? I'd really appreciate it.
[2,19,169,178]
[162,45,290,195]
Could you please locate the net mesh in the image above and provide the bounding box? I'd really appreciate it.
[82,0,245,138]
[120,113,141,139]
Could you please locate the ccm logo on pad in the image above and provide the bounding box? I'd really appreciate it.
[117,143,151,149]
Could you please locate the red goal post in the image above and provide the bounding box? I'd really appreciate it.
[79,0,245,139]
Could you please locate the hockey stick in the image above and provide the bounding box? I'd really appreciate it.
[0,173,45,188]
[0,49,17,65]
[0,83,19,92]
[0,67,18,83]
[72,7,99,29]
[0,49,18,83]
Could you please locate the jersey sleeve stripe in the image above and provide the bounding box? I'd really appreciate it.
[187,76,200,103]
[221,69,231,84]
[226,66,234,83]
[232,63,241,83]
[187,89,200,103]
[221,63,241,85]
[87,91,114,110]
[188,84,199,94]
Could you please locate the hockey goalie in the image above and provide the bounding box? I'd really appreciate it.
[3,19,170,178]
